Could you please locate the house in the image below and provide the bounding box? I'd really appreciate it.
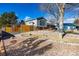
[25,17,47,27]
[63,23,76,31]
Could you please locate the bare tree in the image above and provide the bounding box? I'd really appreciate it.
[40,3,79,39]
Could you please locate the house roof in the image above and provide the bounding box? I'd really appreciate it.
[25,17,47,22]
[25,19,35,22]
[64,23,76,26]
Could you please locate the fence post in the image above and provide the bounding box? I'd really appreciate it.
[0,32,7,56]
[0,39,7,56]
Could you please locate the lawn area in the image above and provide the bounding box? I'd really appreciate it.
[63,30,79,43]
[63,38,79,43]
[63,33,79,43]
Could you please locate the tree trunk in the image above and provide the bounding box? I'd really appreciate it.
[58,4,65,40]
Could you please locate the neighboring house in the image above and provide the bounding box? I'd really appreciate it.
[74,18,79,30]
[25,17,47,27]
[63,23,76,31]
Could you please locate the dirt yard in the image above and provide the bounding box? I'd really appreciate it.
[0,30,79,56]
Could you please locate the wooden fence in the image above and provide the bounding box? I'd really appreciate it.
[5,25,33,33]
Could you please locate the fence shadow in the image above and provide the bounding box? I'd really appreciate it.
[6,37,53,56]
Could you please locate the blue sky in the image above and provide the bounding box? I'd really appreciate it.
[0,3,78,23]
[0,3,46,20]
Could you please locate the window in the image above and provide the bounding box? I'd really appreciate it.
[39,19,46,26]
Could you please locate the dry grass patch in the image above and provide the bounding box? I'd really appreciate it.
[63,34,79,43]
[63,39,79,43]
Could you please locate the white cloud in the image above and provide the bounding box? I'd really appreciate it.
[74,7,79,11]
[64,18,75,23]
[24,16,32,21]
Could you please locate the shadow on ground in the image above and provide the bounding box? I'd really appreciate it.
[6,37,53,56]
[0,31,15,40]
